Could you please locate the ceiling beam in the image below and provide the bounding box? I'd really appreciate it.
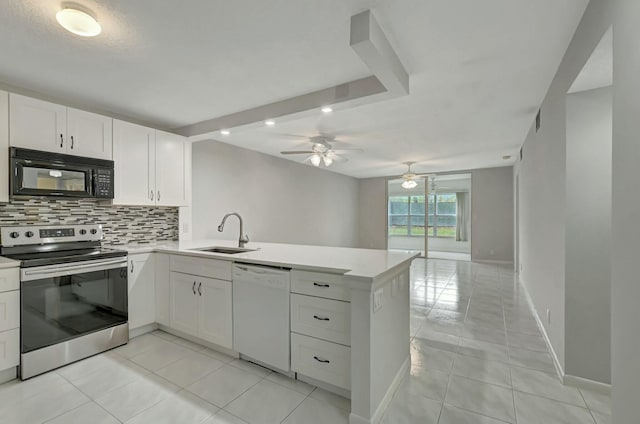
[350,10,409,95]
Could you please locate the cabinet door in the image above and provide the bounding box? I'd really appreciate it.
[155,130,187,206]
[0,291,19,332]
[9,94,66,153]
[198,277,232,349]
[67,108,113,160]
[170,272,199,337]
[155,253,170,326]
[0,328,19,370]
[113,120,156,205]
[128,254,156,330]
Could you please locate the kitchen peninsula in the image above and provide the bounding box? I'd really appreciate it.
[123,239,419,424]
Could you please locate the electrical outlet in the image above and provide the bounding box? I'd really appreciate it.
[182,222,189,233]
[373,289,384,312]
[547,308,551,324]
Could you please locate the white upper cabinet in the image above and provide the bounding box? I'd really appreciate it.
[113,120,188,207]
[9,94,113,159]
[155,130,187,206]
[113,120,156,206]
[66,108,113,160]
[9,94,67,153]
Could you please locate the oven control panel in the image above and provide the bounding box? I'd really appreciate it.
[0,224,103,246]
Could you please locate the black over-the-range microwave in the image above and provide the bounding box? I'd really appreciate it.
[10,147,115,199]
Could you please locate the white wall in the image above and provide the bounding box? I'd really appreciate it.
[612,0,640,421]
[357,177,388,249]
[471,167,514,262]
[192,141,359,247]
[565,86,611,384]
[514,0,611,382]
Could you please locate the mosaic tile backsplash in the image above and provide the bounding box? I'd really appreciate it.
[0,199,179,245]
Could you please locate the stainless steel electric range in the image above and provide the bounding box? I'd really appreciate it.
[0,224,129,379]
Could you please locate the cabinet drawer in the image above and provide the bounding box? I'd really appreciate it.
[291,294,350,346]
[0,328,19,370]
[171,255,232,281]
[291,333,350,390]
[0,268,19,293]
[291,270,349,302]
[0,291,19,332]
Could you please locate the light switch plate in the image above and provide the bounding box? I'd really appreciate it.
[373,288,384,312]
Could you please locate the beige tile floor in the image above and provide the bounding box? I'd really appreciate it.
[382,258,611,424]
[0,258,610,423]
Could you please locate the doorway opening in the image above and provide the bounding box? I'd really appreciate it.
[387,173,471,260]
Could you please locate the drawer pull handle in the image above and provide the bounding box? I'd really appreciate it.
[193,281,196,295]
[313,356,330,364]
[313,282,330,288]
[313,315,330,321]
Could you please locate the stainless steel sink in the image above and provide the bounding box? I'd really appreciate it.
[190,246,258,254]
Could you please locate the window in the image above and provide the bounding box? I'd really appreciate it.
[389,193,458,238]
[428,193,457,237]
[388,196,425,236]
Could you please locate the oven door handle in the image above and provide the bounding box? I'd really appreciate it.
[21,258,128,281]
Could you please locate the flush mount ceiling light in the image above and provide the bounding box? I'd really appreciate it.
[264,120,275,126]
[321,107,333,113]
[56,8,101,37]
[220,129,230,135]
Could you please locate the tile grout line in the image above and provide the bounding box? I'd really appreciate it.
[55,372,124,423]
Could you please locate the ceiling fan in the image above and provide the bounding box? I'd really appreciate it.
[280,135,362,168]
[396,162,435,189]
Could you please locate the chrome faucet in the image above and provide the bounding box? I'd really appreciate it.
[217,212,250,248]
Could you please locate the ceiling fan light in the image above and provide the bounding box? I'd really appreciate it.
[402,179,418,189]
[322,155,333,167]
[310,154,321,167]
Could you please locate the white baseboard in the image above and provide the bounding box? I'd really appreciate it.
[129,323,158,339]
[349,355,410,424]
[517,275,565,380]
[564,374,611,394]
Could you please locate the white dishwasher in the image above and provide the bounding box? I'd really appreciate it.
[233,263,291,372]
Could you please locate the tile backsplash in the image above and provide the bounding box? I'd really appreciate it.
[0,199,178,245]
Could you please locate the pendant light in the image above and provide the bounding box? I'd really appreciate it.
[310,154,321,167]
[401,179,418,189]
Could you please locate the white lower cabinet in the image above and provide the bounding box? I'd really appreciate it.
[154,253,170,326]
[290,270,351,391]
[128,253,156,330]
[291,333,351,390]
[169,271,233,349]
[0,328,19,370]
[0,265,20,375]
[169,272,199,336]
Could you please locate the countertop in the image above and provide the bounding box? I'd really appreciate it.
[111,239,420,280]
[0,256,20,269]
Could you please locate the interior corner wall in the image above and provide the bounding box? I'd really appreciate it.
[515,0,611,381]
[612,0,640,421]
[192,141,359,247]
[356,177,388,249]
[565,86,611,384]
[470,167,514,262]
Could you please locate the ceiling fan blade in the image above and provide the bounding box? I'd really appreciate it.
[280,151,314,155]
[331,148,364,153]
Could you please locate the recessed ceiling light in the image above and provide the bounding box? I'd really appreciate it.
[220,129,230,135]
[56,8,101,37]
[265,120,275,126]
[321,107,333,113]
